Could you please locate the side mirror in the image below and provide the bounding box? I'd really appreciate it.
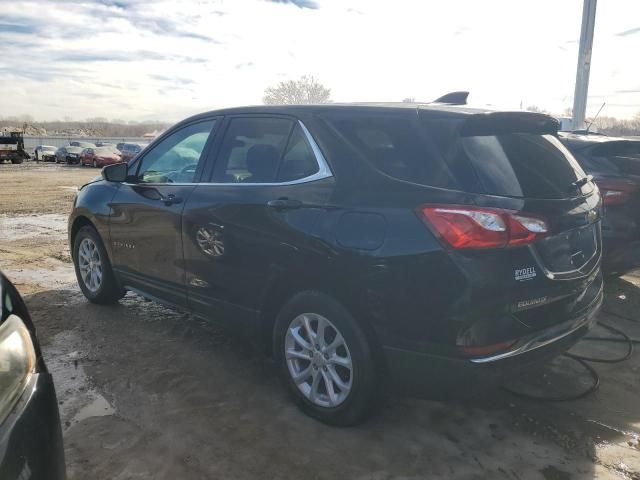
[102,163,128,182]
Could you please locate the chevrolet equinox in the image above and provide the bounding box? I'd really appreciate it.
[69,104,603,425]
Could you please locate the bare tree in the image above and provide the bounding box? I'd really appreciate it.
[525,105,548,114]
[263,75,331,105]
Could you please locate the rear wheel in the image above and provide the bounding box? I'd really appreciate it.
[274,291,379,426]
[73,226,125,304]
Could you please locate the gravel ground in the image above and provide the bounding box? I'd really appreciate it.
[1,163,639,479]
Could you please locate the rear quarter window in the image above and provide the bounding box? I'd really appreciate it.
[321,112,460,189]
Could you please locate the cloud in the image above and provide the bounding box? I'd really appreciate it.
[0,22,34,34]
[266,0,319,9]
[1,0,639,122]
[616,26,640,36]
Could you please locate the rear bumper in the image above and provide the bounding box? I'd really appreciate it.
[384,286,602,394]
[0,373,66,480]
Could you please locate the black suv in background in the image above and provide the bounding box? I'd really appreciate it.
[69,104,602,425]
[560,133,640,276]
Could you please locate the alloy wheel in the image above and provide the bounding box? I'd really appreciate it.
[284,313,353,408]
[78,238,103,292]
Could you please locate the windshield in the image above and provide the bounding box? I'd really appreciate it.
[580,141,640,176]
[95,147,117,155]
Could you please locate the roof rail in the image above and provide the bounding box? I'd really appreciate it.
[432,91,469,105]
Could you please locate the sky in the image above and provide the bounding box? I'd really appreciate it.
[1,0,639,122]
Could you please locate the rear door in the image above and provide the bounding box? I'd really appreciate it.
[182,115,334,330]
[109,118,217,307]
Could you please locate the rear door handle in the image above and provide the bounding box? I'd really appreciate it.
[267,198,302,210]
[163,193,183,206]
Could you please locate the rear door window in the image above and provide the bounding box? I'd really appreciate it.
[211,117,321,184]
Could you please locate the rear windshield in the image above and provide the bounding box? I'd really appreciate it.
[322,112,589,199]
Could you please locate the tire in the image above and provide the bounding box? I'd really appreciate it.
[11,158,23,164]
[73,225,126,304]
[273,291,379,426]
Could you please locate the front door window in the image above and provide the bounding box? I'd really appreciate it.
[136,120,216,184]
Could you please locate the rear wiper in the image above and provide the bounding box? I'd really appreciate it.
[570,174,594,190]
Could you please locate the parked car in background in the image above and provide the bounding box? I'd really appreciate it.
[55,146,83,164]
[80,147,123,168]
[560,132,640,276]
[95,141,114,147]
[69,104,603,425]
[34,145,58,162]
[68,141,95,149]
[118,142,148,162]
[0,272,65,479]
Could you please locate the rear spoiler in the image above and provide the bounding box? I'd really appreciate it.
[460,112,560,136]
[432,91,469,105]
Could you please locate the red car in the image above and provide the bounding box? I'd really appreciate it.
[80,147,123,168]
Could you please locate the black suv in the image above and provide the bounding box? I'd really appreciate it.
[69,104,603,425]
[560,132,640,276]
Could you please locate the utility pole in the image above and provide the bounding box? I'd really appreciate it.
[572,0,597,130]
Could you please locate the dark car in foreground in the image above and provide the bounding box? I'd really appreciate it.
[0,273,65,478]
[55,146,84,164]
[560,133,640,276]
[79,147,123,168]
[69,104,603,425]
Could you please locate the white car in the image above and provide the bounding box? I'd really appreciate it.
[34,145,58,162]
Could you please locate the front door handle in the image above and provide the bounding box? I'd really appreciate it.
[267,198,302,210]
[163,193,183,206]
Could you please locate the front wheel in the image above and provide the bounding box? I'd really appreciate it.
[73,226,126,304]
[274,291,380,426]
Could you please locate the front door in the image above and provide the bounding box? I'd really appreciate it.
[109,118,218,307]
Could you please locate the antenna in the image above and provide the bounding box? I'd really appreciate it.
[586,101,605,133]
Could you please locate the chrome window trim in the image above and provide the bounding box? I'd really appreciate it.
[125,120,333,188]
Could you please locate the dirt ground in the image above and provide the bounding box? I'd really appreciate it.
[1,162,640,479]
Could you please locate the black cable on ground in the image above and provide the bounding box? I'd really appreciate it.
[503,354,600,402]
[567,322,634,363]
[601,308,640,324]
[502,320,635,402]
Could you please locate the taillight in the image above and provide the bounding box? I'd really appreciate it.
[596,178,637,206]
[418,205,548,249]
